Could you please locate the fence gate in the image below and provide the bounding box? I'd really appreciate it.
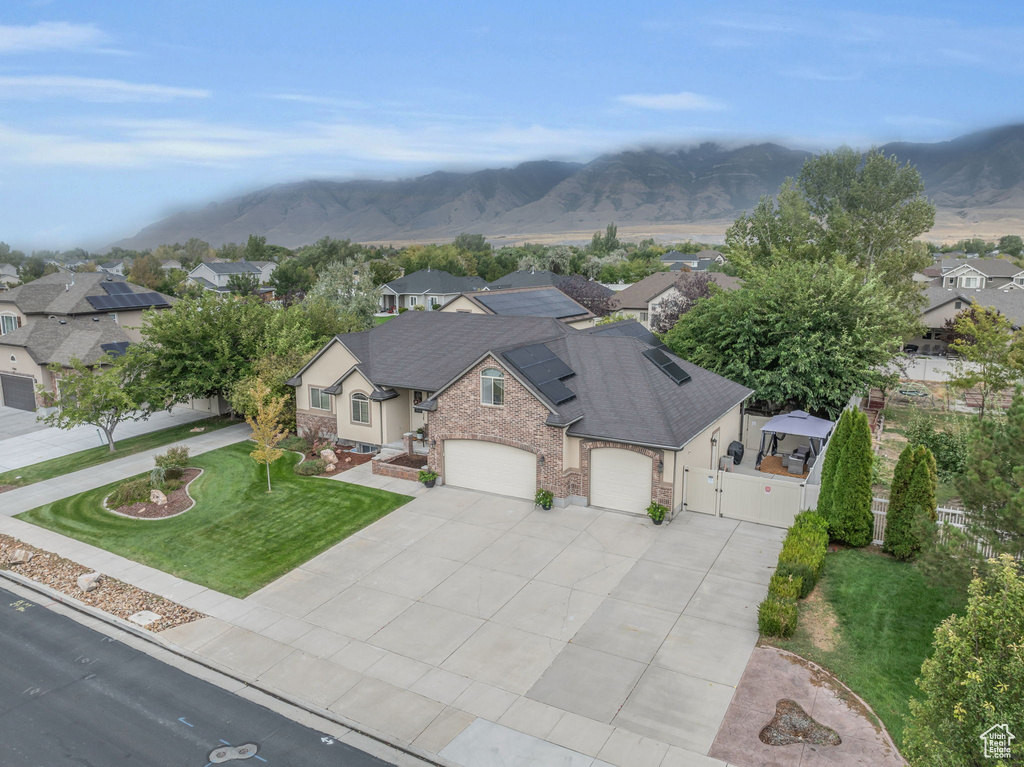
[681,466,808,529]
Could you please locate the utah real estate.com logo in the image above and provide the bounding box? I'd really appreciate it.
[980,724,1015,760]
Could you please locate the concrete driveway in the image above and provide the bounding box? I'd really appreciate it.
[164,483,784,766]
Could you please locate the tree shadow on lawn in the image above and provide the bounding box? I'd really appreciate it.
[16,442,412,598]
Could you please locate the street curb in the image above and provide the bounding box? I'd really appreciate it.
[0,569,459,767]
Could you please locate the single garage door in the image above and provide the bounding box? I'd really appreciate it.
[0,373,35,411]
[444,440,537,500]
[590,448,653,513]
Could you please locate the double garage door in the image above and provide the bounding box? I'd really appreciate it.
[0,373,35,411]
[444,440,537,500]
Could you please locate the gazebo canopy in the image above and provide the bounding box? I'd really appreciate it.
[759,410,834,440]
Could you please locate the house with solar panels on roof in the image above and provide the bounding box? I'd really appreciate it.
[288,311,752,514]
[0,272,174,411]
[439,286,595,328]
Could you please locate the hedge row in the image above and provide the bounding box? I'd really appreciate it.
[758,510,830,638]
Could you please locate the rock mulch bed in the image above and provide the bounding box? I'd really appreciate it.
[0,534,203,632]
[107,468,202,519]
[760,699,842,746]
[306,448,374,476]
[385,452,430,469]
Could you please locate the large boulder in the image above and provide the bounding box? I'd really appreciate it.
[150,489,168,506]
[320,448,338,465]
[9,548,34,564]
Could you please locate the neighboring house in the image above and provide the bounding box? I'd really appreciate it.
[379,269,487,312]
[910,287,1024,354]
[98,259,128,276]
[939,258,1024,290]
[288,312,751,514]
[487,269,568,290]
[0,263,18,287]
[440,286,595,328]
[159,258,183,271]
[609,271,741,329]
[0,316,131,411]
[0,272,174,410]
[186,260,277,294]
[661,249,727,269]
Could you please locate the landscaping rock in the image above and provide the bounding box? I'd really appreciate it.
[760,699,841,746]
[77,572,102,593]
[9,548,35,564]
[150,489,168,506]
[189,427,206,432]
[320,449,338,465]
[325,463,336,472]
[128,610,162,627]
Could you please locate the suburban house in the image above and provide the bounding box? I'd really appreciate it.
[440,286,595,328]
[0,263,18,287]
[938,258,1024,290]
[159,258,183,272]
[609,271,740,329]
[909,286,1024,354]
[98,259,128,276]
[0,272,174,410]
[288,311,751,514]
[379,269,487,312]
[660,250,727,271]
[186,260,277,293]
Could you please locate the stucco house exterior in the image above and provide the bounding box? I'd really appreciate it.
[939,258,1024,290]
[440,286,595,328]
[608,271,740,329]
[379,269,487,312]
[187,260,277,293]
[288,312,751,514]
[909,286,1024,355]
[0,272,174,410]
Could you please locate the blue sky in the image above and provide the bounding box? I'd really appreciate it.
[1,0,1021,249]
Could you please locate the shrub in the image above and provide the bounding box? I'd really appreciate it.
[295,458,326,476]
[299,421,333,449]
[646,502,668,522]
[418,470,438,483]
[161,478,184,493]
[769,572,802,600]
[155,446,189,479]
[280,435,310,453]
[885,446,937,561]
[397,306,408,314]
[109,477,151,507]
[776,561,816,598]
[792,509,829,536]
[906,409,970,480]
[830,410,874,546]
[817,409,853,529]
[758,595,799,637]
[150,466,166,487]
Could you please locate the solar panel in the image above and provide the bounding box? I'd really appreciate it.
[100,341,131,357]
[536,379,576,405]
[590,321,668,350]
[476,289,584,319]
[643,347,691,385]
[86,292,171,311]
[101,281,133,295]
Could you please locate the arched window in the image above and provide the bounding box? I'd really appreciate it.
[351,392,370,424]
[481,368,504,406]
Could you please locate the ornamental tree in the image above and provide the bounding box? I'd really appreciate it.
[246,378,287,493]
[904,554,1024,767]
[830,410,874,546]
[38,347,166,452]
[946,303,1024,422]
[816,408,853,529]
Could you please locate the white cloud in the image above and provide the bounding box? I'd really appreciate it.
[0,21,108,53]
[0,75,209,102]
[616,91,726,111]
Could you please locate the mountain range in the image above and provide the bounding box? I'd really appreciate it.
[114,124,1024,250]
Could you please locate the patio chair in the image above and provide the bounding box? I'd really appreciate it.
[783,452,807,474]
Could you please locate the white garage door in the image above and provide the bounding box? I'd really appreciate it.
[444,440,537,500]
[590,448,653,513]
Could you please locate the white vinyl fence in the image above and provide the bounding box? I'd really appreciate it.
[870,497,1006,558]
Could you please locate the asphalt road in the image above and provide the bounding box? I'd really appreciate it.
[0,586,397,767]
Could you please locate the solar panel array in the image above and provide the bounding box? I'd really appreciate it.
[504,343,576,404]
[86,292,171,311]
[476,289,584,319]
[100,341,131,357]
[101,281,133,295]
[643,347,691,385]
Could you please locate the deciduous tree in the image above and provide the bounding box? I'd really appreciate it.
[308,258,381,331]
[226,271,260,296]
[947,303,1023,422]
[557,275,612,316]
[650,272,715,333]
[246,378,287,492]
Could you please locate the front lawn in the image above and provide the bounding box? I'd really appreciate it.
[0,415,234,490]
[374,315,394,324]
[17,442,411,597]
[771,547,964,749]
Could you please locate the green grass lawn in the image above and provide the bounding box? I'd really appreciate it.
[374,315,394,324]
[17,442,411,597]
[772,548,964,749]
[0,416,235,490]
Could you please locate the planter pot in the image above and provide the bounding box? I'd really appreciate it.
[423,479,436,488]
[540,501,553,510]
[651,517,664,525]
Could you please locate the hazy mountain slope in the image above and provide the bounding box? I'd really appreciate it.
[114,125,1024,249]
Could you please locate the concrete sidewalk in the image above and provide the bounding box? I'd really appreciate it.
[0,422,252,516]
[0,406,214,472]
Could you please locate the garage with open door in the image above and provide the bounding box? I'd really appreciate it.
[444,439,537,500]
[0,373,36,411]
[589,447,653,513]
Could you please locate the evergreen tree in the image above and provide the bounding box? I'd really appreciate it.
[831,410,874,546]
[887,441,917,519]
[884,446,937,560]
[817,409,853,529]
